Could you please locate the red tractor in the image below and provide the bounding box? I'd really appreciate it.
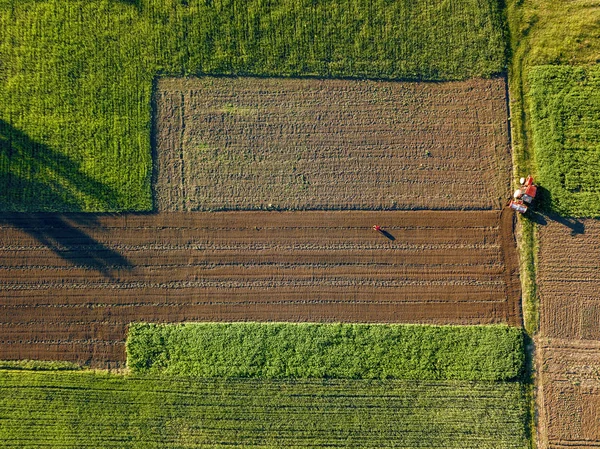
[509,175,538,214]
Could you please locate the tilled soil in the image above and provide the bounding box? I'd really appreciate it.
[538,219,600,340]
[0,210,520,366]
[154,77,511,211]
[538,339,600,448]
[537,218,600,448]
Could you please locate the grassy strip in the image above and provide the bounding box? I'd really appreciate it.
[528,65,600,217]
[0,370,529,448]
[127,323,524,381]
[0,0,507,212]
[0,360,80,371]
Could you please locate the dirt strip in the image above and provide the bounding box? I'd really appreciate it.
[0,210,520,366]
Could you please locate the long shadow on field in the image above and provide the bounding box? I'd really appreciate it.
[0,119,122,212]
[527,186,585,235]
[0,120,132,277]
[529,211,585,235]
[0,213,133,279]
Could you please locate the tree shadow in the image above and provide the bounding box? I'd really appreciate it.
[0,119,132,277]
[0,119,122,212]
[526,185,585,235]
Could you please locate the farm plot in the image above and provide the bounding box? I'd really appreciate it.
[0,209,520,366]
[537,339,600,448]
[537,219,600,448]
[155,77,512,211]
[528,65,600,217]
[127,323,525,381]
[0,371,529,448]
[538,219,600,340]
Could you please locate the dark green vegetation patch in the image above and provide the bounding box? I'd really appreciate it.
[0,0,507,212]
[528,65,600,217]
[127,323,524,381]
[0,370,529,448]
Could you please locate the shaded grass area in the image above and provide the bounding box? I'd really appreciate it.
[0,0,507,211]
[0,370,530,448]
[127,323,525,381]
[528,65,600,217]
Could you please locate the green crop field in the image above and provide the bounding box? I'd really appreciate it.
[128,323,524,381]
[0,370,529,448]
[0,0,506,212]
[528,65,600,217]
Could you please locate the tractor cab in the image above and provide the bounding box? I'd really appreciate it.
[509,175,538,214]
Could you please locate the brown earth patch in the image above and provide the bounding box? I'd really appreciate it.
[538,339,600,448]
[538,219,599,340]
[154,77,511,211]
[0,210,520,366]
[537,218,600,448]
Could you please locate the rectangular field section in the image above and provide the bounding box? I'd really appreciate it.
[538,339,600,448]
[155,77,511,211]
[538,219,600,340]
[0,210,520,366]
[0,372,528,448]
[537,219,600,448]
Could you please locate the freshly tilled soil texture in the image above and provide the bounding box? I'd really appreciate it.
[154,77,511,211]
[0,210,520,366]
[537,218,600,448]
[538,339,600,448]
[538,218,599,340]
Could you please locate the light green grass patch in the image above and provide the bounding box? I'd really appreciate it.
[0,360,80,371]
[528,65,600,216]
[127,322,524,381]
[0,370,529,448]
[0,0,507,211]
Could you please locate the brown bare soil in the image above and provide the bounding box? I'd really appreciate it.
[538,339,600,448]
[154,77,511,211]
[0,210,520,366]
[537,219,600,448]
[539,219,600,340]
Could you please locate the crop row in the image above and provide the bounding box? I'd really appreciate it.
[0,370,528,448]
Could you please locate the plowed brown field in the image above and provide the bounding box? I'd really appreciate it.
[155,77,511,211]
[0,210,520,366]
[537,219,600,448]
[539,219,599,340]
[538,339,600,449]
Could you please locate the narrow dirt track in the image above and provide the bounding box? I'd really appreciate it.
[0,210,520,366]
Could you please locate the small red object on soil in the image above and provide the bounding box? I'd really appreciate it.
[373,225,382,232]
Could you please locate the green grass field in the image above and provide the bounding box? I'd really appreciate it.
[506,0,600,176]
[0,370,529,448]
[528,65,600,217]
[0,0,507,212]
[128,323,524,381]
